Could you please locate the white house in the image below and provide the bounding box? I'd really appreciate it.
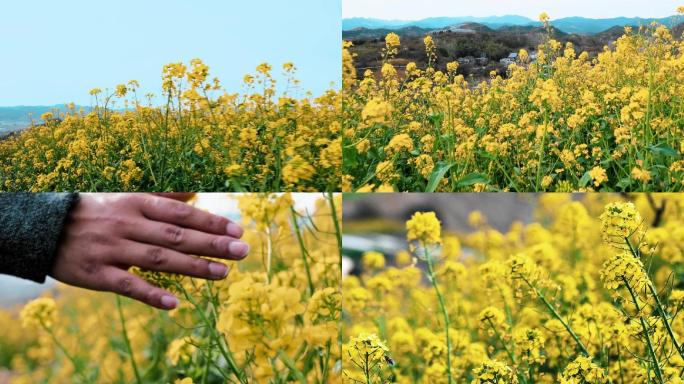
[500,52,518,65]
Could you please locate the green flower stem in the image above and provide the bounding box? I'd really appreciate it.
[321,341,332,384]
[521,276,589,356]
[291,207,315,296]
[327,191,343,266]
[276,349,307,384]
[194,343,231,382]
[485,319,528,384]
[201,283,215,384]
[625,238,684,361]
[617,345,626,384]
[116,296,142,384]
[364,352,371,384]
[178,284,246,384]
[40,319,89,383]
[622,276,664,384]
[486,320,515,363]
[423,245,453,384]
[201,345,211,384]
[535,112,548,192]
[646,270,684,354]
[265,226,274,283]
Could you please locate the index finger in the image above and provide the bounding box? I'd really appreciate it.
[148,192,196,203]
[135,195,244,238]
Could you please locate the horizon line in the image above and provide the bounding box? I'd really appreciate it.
[342,13,679,23]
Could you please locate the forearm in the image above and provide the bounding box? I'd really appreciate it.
[0,193,79,282]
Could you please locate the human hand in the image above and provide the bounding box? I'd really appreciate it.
[50,193,249,310]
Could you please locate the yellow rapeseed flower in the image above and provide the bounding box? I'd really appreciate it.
[472,360,518,384]
[343,332,389,369]
[20,297,57,329]
[362,251,386,270]
[559,356,609,384]
[589,166,608,187]
[385,133,414,156]
[385,33,400,49]
[166,336,197,366]
[599,202,642,246]
[600,251,649,295]
[361,98,393,125]
[406,211,441,245]
[539,12,550,23]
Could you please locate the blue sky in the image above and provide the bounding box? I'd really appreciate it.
[0,0,341,106]
[344,0,682,20]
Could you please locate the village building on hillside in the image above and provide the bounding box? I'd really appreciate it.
[500,51,539,65]
[457,54,488,66]
[500,52,518,65]
[457,56,474,65]
[441,26,476,33]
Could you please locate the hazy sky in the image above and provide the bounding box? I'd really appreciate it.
[196,192,325,220]
[343,0,682,20]
[0,0,341,106]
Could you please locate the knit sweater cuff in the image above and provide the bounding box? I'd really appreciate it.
[0,193,79,283]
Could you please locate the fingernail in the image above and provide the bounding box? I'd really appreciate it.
[228,241,250,258]
[160,295,179,309]
[226,222,244,238]
[208,262,228,278]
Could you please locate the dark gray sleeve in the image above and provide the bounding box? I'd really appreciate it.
[0,193,79,283]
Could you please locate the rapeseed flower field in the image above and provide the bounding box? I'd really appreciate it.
[343,8,684,192]
[0,60,341,192]
[343,194,684,383]
[0,193,342,383]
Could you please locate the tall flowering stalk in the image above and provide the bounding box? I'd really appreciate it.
[507,254,590,358]
[599,201,669,382]
[625,239,684,363]
[115,296,142,384]
[406,211,453,384]
[20,297,88,382]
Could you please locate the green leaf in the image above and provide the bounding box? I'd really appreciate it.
[226,179,246,192]
[342,145,358,168]
[455,172,490,188]
[648,144,678,157]
[579,171,591,188]
[428,113,444,129]
[425,162,456,192]
[616,177,633,190]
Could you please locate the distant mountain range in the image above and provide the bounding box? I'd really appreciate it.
[343,15,680,35]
